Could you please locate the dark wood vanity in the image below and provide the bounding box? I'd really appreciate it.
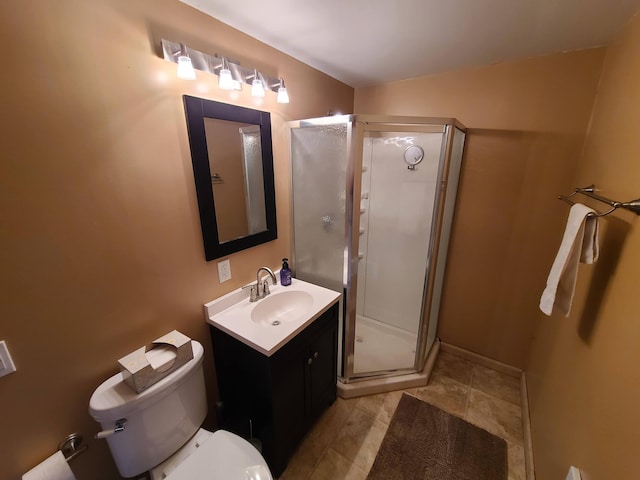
[209,301,339,477]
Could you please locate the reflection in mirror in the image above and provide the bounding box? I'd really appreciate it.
[183,96,277,261]
[204,119,267,243]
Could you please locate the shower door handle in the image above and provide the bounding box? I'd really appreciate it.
[322,215,335,230]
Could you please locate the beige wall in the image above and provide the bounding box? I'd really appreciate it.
[0,1,353,479]
[355,48,605,368]
[526,12,640,480]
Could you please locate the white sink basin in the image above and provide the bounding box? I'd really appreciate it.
[205,278,341,356]
[251,291,314,326]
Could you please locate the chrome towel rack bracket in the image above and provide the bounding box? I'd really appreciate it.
[558,184,640,217]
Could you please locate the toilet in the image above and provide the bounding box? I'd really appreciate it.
[89,340,272,479]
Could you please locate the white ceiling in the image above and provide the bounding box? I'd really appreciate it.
[180,0,640,87]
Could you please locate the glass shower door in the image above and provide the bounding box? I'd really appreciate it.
[290,120,351,375]
[352,129,446,375]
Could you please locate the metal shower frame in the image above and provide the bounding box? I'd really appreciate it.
[289,114,466,384]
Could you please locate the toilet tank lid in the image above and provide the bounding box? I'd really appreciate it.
[88,340,204,422]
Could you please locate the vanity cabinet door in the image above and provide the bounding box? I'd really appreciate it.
[305,309,338,424]
[269,339,307,475]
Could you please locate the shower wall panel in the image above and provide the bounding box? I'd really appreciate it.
[424,127,466,353]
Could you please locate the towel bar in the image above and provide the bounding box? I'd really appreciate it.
[558,185,640,217]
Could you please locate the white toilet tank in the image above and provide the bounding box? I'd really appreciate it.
[89,340,207,478]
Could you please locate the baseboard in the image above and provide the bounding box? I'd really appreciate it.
[440,342,523,378]
[521,372,536,480]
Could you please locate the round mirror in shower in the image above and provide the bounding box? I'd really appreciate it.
[404,145,424,169]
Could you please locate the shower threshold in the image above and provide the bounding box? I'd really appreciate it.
[337,339,441,399]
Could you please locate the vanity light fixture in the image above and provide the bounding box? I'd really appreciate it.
[218,57,234,90]
[251,70,265,98]
[176,43,196,80]
[276,78,289,104]
[161,39,290,103]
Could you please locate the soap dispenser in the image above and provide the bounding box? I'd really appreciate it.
[280,258,292,286]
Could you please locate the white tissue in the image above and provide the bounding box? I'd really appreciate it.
[23,451,76,480]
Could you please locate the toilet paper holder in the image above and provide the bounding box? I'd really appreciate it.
[58,433,88,462]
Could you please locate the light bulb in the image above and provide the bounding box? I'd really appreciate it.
[277,85,289,104]
[277,86,289,104]
[176,55,196,80]
[251,79,265,98]
[218,68,234,90]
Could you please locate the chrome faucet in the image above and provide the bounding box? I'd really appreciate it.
[244,266,278,302]
[256,266,277,299]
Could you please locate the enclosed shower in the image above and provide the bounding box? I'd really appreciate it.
[289,115,465,395]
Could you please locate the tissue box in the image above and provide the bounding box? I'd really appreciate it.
[118,330,194,393]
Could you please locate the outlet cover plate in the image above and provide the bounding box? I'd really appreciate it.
[217,259,231,283]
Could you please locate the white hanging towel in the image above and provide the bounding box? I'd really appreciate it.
[540,203,599,317]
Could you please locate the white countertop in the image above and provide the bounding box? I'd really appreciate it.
[205,278,341,356]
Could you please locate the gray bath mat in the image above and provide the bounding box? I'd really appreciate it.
[367,393,507,479]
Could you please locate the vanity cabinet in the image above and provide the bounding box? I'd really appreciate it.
[209,301,338,477]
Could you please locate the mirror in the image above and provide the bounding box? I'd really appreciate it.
[183,95,277,260]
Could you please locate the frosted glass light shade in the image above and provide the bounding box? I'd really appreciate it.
[251,79,265,98]
[277,86,289,104]
[176,55,196,80]
[218,68,234,90]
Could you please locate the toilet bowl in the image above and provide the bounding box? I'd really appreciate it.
[151,429,271,480]
[89,340,272,479]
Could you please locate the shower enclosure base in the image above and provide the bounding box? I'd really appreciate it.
[353,315,417,374]
[337,339,441,399]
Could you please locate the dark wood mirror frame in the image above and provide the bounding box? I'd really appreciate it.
[183,95,277,261]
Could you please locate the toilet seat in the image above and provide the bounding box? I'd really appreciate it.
[157,429,272,480]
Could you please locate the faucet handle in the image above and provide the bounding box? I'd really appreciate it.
[242,284,258,302]
[262,280,271,296]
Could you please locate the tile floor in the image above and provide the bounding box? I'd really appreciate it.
[278,350,526,480]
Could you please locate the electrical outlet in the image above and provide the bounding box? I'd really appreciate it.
[0,340,16,378]
[217,259,232,283]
